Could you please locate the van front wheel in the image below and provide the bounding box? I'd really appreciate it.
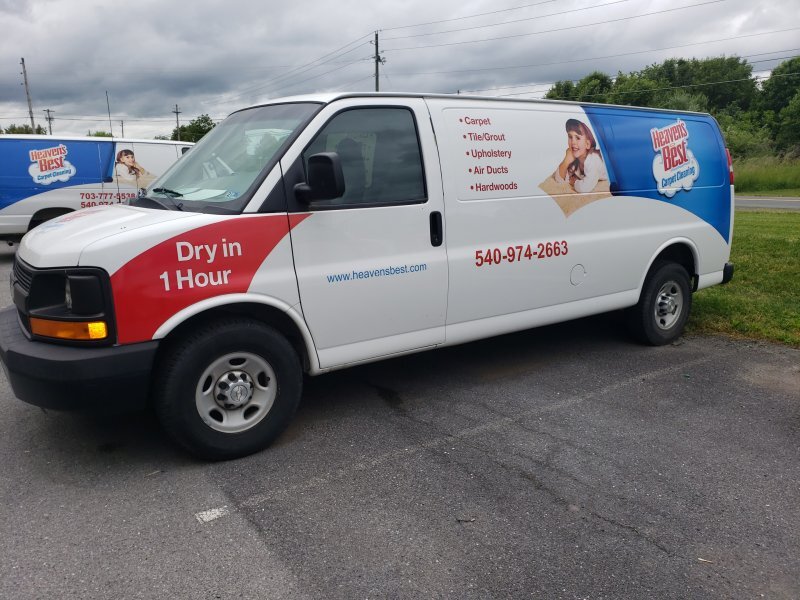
[627,261,692,346]
[154,318,302,460]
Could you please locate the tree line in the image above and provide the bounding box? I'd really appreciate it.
[544,56,800,158]
[0,114,216,142]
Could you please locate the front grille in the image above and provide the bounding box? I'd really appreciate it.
[12,258,33,294]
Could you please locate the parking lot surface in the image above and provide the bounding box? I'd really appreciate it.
[0,245,798,599]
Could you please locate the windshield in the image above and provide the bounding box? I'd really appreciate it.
[141,102,320,213]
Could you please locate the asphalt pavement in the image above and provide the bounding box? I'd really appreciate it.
[735,195,800,210]
[0,244,798,599]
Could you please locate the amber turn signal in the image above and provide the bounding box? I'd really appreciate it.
[30,318,108,340]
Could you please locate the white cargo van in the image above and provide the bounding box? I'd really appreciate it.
[0,135,192,243]
[0,94,734,459]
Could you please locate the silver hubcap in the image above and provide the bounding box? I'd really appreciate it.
[654,280,683,330]
[195,352,277,434]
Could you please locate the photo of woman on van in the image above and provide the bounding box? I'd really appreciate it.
[552,118,608,193]
[115,149,154,187]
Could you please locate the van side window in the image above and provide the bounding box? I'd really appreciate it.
[303,107,426,207]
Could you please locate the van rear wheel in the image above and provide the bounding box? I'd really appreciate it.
[627,261,692,346]
[154,318,302,460]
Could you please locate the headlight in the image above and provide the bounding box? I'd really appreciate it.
[15,263,115,344]
[63,274,105,315]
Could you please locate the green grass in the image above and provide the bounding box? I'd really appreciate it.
[688,211,800,346]
[733,156,800,193]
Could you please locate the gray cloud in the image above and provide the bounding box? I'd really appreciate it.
[0,0,797,137]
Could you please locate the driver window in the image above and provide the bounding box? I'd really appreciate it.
[303,107,426,207]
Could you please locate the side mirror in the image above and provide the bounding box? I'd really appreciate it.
[294,152,345,204]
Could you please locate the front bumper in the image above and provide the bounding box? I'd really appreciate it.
[0,306,157,412]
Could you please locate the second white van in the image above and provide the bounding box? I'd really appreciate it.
[0,135,192,242]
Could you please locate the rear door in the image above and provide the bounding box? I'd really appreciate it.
[282,98,448,369]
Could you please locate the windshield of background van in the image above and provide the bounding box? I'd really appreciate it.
[146,103,319,212]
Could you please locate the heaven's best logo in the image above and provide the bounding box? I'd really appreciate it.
[650,119,700,198]
[28,144,77,185]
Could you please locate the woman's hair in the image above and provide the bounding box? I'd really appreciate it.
[115,149,141,176]
[564,119,600,181]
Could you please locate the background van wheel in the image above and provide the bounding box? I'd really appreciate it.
[29,208,72,231]
[154,318,302,460]
[627,261,692,346]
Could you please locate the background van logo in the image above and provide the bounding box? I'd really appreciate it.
[28,144,77,185]
[650,119,699,198]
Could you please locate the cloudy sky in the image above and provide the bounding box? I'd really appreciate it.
[1,0,797,138]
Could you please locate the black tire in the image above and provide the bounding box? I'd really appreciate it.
[154,318,302,460]
[627,261,692,346]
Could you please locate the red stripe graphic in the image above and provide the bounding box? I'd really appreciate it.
[111,213,310,344]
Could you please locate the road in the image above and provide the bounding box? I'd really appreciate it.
[735,195,800,210]
[0,244,798,599]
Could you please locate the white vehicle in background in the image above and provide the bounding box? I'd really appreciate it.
[0,93,734,460]
[0,135,192,243]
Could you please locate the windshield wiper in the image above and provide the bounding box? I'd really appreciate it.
[152,187,184,198]
[131,195,184,211]
[148,188,185,211]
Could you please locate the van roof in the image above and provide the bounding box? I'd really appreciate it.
[0,134,194,145]
[239,92,710,117]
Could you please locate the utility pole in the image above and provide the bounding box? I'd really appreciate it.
[43,109,54,134]
[20,58,35,131]
[374,31,385,92]
[120,120,125,137]
[172,104,181,141]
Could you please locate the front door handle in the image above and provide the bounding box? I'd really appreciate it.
[429,211,443,247]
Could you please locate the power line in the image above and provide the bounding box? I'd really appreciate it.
[505,63,798,99]
[460,50,800,94]
[2,68,796,129]
[6,63,794,126]
[0,115,225,124]
[464,60,796,100]
[383,0,727,52]
[382,0,557,31]
[385,29,800,82]
[211,35,373,105]
[0,116,167,122]
[384,0,635,40]
[248,42,371,92]
[251,58,367,97]
[502,69,800,100]
[2,60,795,127]
[101,59,369,75]
[333,73,375,90]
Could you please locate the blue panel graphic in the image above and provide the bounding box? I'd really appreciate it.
[0,139,114,209]
[582,106,731,243]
